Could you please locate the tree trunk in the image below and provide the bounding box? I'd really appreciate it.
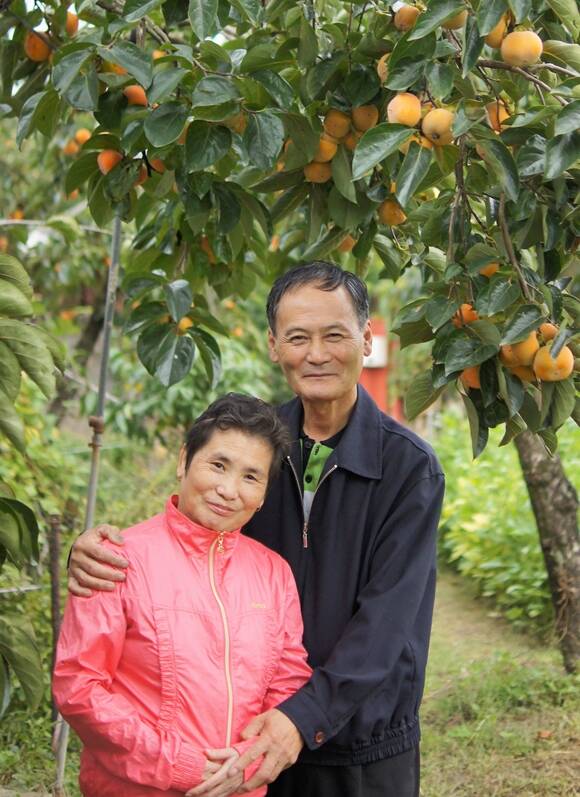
[49,285,106,424]
[514,430,580,673]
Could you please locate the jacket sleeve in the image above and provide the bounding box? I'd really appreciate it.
[276,472,445,750]
[262,561,312,712]
[53,584,206,792]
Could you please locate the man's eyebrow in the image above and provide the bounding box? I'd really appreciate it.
[283,323,350,335]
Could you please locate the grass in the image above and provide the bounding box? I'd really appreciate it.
[421,571,580,796]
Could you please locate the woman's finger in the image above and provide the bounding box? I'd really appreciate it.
[186,757,234,796]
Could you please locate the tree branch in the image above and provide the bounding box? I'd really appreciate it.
[477,60,568,106]
[0,219,112,235]
[498,193,532,301]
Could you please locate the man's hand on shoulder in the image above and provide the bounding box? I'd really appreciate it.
[68,525,128,597]
[230,709,303,792]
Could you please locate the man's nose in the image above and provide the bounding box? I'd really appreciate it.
[306,338,331,363]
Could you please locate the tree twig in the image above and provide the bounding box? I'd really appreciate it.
[477,60,568,106]
[498,193,532,301]
[0,219,112,235]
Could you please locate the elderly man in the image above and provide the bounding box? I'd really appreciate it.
[69,262,445,797]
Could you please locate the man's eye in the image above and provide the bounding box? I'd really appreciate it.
[327,333,343,340]
[211,461,225,470]
[289,336,306,344]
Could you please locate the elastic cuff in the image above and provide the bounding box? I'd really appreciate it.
[170,742,206,790]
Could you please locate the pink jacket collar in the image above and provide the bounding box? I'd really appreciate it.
[165,495,241,559]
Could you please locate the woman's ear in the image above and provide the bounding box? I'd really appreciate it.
[176,446,186,480]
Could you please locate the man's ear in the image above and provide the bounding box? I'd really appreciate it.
[176,446,186,480]
[362,319,373,357]
[267,328,279,363]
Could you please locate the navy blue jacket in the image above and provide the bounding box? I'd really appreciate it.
[243,385,445,765]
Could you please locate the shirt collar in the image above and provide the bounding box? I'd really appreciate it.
[279,384,383,480]
[165,495,241,559]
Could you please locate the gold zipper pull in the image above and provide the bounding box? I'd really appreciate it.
[217,532,225,554]
[302,520,308,549]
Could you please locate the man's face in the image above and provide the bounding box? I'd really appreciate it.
[268,284,372,403]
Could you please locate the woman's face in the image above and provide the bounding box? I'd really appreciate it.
[176,428,273,533]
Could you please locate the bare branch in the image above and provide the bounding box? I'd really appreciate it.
[477,59,568,106]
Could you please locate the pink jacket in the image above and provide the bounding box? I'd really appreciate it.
[53,496,311,796]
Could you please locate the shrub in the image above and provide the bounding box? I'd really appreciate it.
[433,408,579,635]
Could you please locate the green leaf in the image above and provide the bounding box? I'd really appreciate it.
[148,68,189,105]
[0,389,24,451]
[1,497,39,563]
[396,143,433,207]
[444,338,498,374]
[192,75,239,108]
[304,53,346,101]
[0,320,55,398]
[61,67,99,112]
[425,62,455,100]
[52,48,93,94]
[243,110,285,170]
[507,0,532,23]
[477,277,521,316]
[550,378,576,429]
[461,392,489,458]
[231,186,271,237]
[374,235,402,280]
[298,16,318,68]
[100,42,153,88]
[65,151,99,194]
[499,413,527,445]
[15,92,43,148]
[0,616,43,711]
[124,0,163,22]
[331,146,356,203]
[344,66,381,107]
[188,0,218,39]
[164,280,192,323]
[501,305,544,344]
[0,342,21,402]
[0,501,22,563]
[190,329,221,389]
[185,121,231,171]
[34,88,63,138]
[0,255,32,299]
[554,101,580,137]
[230,0,263,24]
[144,102,189,147]
[213,185,241,234]
[544,132,580,181]
[0,657,10,719]
[251,70,294,110]
[282,113,319,160]
[477,0,508,35]
[516,135,547,178]
[405,370,445,420]
[137,325,195,386]
[0,280,33,318]
[271,184,309,223]
[33,328,67,373]
[328,188,369,229]
[542,40,580,73]
[250,168,304,192]
[546,0,580,38]
[352,123,414,180]
[408,1,467,40]
[477,138,519,201]
[302,227,349,260]
[462,15,483,77]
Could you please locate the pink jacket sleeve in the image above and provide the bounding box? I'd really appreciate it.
[262,563,312,711]
[53,586,206,792]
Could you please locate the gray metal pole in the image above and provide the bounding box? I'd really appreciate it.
[53,212,123,797]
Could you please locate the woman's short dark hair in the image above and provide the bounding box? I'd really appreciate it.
[266,261,369,333]
[183,393,290,484]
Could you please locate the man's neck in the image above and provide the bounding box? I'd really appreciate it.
[301,388,357,441]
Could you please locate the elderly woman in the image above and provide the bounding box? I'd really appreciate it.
[53,393,311,797]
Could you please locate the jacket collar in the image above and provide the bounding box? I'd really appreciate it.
[279,384,383,480]
[165,495,241,559]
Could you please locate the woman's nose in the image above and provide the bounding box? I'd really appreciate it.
[215,478,238,500]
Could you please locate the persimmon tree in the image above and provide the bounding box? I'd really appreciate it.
[1,0,579,668]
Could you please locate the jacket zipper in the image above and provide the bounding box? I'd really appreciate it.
[208,536,233,746]
[286,456,338,549]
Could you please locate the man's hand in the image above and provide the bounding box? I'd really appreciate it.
[68,525,128,597]
[186,748,242,797]
[229,709,303,793]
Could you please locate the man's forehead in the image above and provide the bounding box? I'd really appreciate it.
[276,284,355,315]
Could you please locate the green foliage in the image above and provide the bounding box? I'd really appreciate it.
[434,408,580,633]
[1,0,578,450]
